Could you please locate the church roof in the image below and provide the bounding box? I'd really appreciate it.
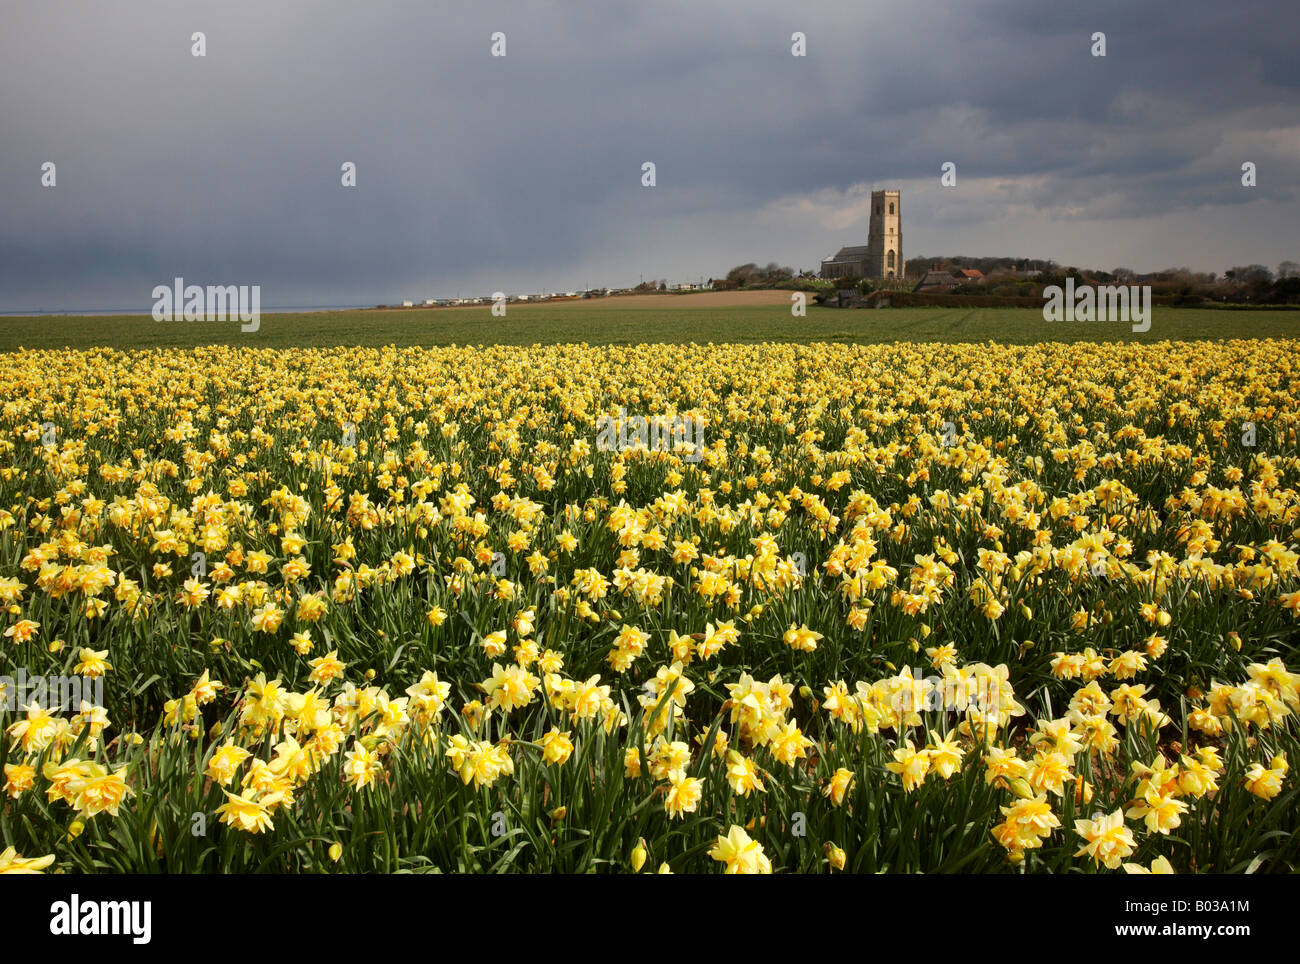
[824,245,869,261]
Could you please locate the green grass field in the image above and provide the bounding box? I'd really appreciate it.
[2,303,1298,351]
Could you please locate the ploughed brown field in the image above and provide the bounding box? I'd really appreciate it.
[420,290,798,309]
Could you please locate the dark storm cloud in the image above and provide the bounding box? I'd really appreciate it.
[1,0,1297,312]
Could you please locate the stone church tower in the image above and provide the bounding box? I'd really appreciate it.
[864,189,902,279]
[819,188,904,281]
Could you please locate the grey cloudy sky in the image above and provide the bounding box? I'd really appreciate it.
[2,0,1298,311]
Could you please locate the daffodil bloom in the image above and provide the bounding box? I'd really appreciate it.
[482,662,540,713]
[1029,718,1083,759]
[996,793,1061,850]
[725,750,765,796]
[983,745,1029,787]
[1123,855,1175,874]
[886,740,931,792]
[538,727,574,765]
[513,639,539,667]
[823,767,855,806]
[206,742,252,786]
[1110,683,1152,725]
[0,846,55,874]
[783,623,822,653]
[822,680,864,732]
[8,702,59,754]
[447,738,513,789]
[926,729,964,779]
[1108,650,1147,680]
[769,719,815,766]
[3,619,40,644]
[1188,704,1223,736]
[43,759,91,805]
[663,768,703,818]
[1177,755,1219,798]
[925,644,958,669]
[216,789,276,833]
[250,603,284,633]
[308,650,346,685]
[481,630,508,658]
[1026,750,1073,798]
[240,674,286,734]
[649,740,692,781]
[4,762,36,798]
[1074,809,1136,869]
[461,700,485,730]
[709,825,771,874]
[512,608,536,636]
[568,675,610,723]
[73,647,112,677]
[1243,755,1287,800]
[406,671,452,722]
[178,578,211,607]
[191,669,224,705]
[1125,787,1187,834]
[69,766,131,817]
[1131,756,1182,799]
[607,624,650,673]
[1050,653,1085,679]
[697,620,739,660]
[343,742,382,790]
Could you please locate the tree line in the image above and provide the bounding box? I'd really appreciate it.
[717,258,1300,305]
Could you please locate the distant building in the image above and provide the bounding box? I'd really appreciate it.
[401,299,414,307]
[820,245,870,280]
[820,189,903,281]
[913,266,960,293]
[957,268,984,281]
[865,190,903,280]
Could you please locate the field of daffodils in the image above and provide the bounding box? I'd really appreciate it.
[1,340,1297,873]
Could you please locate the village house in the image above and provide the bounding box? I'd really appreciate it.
[912,265,960,293]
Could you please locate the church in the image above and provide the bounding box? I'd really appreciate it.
[820,189,903,280]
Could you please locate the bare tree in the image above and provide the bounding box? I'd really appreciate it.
[1225,265,1273,284]
[726,263,759,285]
